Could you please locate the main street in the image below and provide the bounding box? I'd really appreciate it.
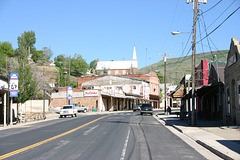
[0,112,218,160]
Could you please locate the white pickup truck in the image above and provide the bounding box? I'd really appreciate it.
[76,105,89,113]
[60,105,78,118]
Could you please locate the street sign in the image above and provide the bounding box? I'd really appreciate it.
[10,73,18,97]
[68,86,72,100]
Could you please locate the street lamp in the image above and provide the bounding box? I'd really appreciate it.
[172,29,196,125]
[171,31,191,35]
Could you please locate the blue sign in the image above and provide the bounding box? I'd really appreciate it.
[10,73,18,97]
[68,86,72,100]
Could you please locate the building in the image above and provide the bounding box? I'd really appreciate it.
[95,45,138,75]
[0,75,9,126]
[50,75,150,111]
[196,61,225,121]
[224,38,240,125]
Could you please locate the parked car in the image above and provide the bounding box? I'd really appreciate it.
[76,105,89,113]
[133,104,142,111]
[140,103,153,115]
[60,105,78,118]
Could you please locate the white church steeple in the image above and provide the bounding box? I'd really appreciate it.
[132,44,137,60]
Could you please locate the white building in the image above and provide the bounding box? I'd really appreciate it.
[96,45,138,75]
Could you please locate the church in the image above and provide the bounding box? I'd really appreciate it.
[95,45,138,75]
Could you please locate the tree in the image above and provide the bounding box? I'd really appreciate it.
[90,60,97,70]
[15,61,38,103]
[42,47,53,61]
[157,72,164,83]
[31,50,44,63]
[13,31,38,104]
[17,31,36,61]
[71,54,89,77]
[0,41,14,74]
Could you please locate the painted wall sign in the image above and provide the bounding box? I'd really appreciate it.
[84,90,99,97]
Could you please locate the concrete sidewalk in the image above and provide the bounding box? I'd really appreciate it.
[156,113,240,160]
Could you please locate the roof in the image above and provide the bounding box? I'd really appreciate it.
[96,60,138,70]
[82,75,147,86]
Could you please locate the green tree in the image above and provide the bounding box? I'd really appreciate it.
[31,50,44,63]
[54,55,68,87]
[14,32,38,103]
[0,41,14,74]
[71,54,89,77]
[90,60,97,70]
[31,47,53,64]
[15,60,38,103]
[42,47,53,61]
[17,31,36,61]
[54,54,66,68]
[157,72,164,83]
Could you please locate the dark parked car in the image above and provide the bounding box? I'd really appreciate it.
[140,103,153,115]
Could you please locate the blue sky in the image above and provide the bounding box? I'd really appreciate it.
[0,0,239,69]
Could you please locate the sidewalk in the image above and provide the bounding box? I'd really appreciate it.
[156,113,240,160]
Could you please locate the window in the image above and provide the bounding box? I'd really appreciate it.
[115,70,119,75]
[117,86,122,90]
[227,53,237,67]
[133,86,136,89]
[122,70,126,75]
[227,88,231,114]
[108,70,111,75]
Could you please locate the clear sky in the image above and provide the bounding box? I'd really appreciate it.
[0,0,239,69]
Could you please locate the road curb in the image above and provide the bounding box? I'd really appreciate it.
[195,140,234,160]
[159,117,183,133]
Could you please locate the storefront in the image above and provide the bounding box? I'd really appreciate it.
[0,75,9,126]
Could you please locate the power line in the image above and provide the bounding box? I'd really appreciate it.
[201,0,222,15]
[199,14,215,60]
[203,0,237,31]
[197,6,240,44]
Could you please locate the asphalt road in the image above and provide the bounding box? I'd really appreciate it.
[0,112,207,160]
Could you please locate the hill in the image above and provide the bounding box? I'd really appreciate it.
[138,50,228,83]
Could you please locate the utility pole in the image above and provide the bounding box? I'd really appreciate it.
[68,55,71,105]
[157,53,174,113]
[187,0,207,125]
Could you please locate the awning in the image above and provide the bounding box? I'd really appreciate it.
[101,93,137,99]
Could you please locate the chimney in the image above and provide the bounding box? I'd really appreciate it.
[97,58,99,62]
[123,58,125,61]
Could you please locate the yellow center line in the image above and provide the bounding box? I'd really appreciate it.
[0,115,110,160]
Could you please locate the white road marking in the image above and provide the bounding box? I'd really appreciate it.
[84,124,99,135]
[120,128,130,160]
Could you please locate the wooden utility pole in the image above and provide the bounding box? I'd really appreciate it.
[187,0,207,125]
[157,53,174,113]
[191,0,198,126]
[68,55,71,105]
